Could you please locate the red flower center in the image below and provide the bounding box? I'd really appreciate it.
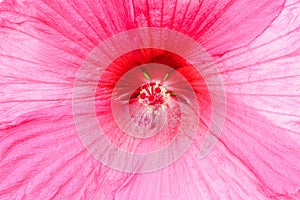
[138,81,170,113]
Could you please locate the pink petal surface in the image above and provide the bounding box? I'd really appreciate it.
[131,0,285,55]
[214,0,300,194]
[1,0,300,199]
[220,0,300,134]
[0,106,133,199]
[0,106,279,199]
[220,98,300,195]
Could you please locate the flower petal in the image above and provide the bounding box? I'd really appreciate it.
[220,99,300,195]
[0,106,133,199]
[0,106,279,199]
[0,0,138,126]
[219,0,300,132]
[131,0,285,56]
[108,142,275,199]
[208,0,300,194]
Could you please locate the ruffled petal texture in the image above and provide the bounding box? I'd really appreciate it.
[1,0,300,199]
[216,0,300,195]
[131,0,285,55]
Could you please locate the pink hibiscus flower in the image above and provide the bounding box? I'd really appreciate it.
[1,0,300,199]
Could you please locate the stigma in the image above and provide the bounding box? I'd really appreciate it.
[138,81,170,114]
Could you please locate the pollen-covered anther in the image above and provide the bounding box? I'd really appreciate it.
[138,81,170,113]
